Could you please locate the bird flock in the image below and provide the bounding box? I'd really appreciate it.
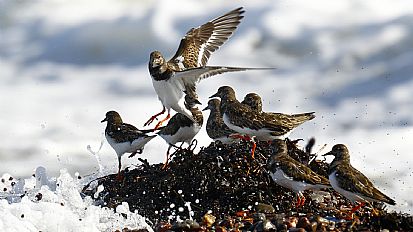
[100,7,396,217]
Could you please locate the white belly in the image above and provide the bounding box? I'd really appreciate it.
[329,171,372,204]
[106,135,154,157]
[269,169,309,194]
[223,114,290,140]
[151,78,193,120]
[159,124,201,145]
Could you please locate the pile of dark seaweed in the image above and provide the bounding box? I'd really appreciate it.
[82,139,413,231]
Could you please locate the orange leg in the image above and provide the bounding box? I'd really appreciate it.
[351,202,365,213]
[295,194,306,207]
[300,196,306,206]
[344,202,365,220]
[154,113,170,130]
[161,146,172,170]
[251,141,257,159]
[144,106,166,126]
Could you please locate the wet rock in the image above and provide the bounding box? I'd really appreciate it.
[81,139,412,231]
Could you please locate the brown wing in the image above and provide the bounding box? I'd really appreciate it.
[275,155,330,185]
[224,102,293,134]
[206,112,237,139]
[335,164,396,205]
[157,113,193,136]
[260,112,315,136]
[107,123,151,143]
[169,7,244,69]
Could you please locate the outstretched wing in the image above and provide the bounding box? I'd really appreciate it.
[174,66,272,96]
[169,7,245,69]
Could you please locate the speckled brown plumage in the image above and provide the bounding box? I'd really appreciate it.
[268,139,330,186]
[149,7,245,80]
[147,8,272,126]
[170,7,245,69]
[241,92,263,112]
[203,98,238,142]
[210,86,314,139]
[157,95,203,140]
[102,111,155,145]
[324,144,396,205]
[242,92,315,133]
[101,111,156,176]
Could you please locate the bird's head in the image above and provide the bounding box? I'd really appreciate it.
[323,144,349,159]
[202,98,221,112]
[209,86,236,101]
[101,111,123,124]
[149,51,165,68]
[242,92,263,112]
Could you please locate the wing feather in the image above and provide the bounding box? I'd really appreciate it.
[169,7,245,69]
[335,165,395,204]
[174,66,271,95]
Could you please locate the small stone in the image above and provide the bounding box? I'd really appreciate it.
[255,203,275,214]
[296,217,311,230]
[202,213,216,227]
[215,226,227,232]
[286,216,298,228]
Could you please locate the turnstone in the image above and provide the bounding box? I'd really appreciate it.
[157,94,203,168]
[210,86,315,141]
[101,111,156,178]
[203,98,239,144]
[323,144,396,216]
[241,92,262,112]
[242,92,316,135]
[146,7,271,129]
[267,139,330,207]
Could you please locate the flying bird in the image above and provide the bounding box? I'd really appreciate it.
[146,7,272,130]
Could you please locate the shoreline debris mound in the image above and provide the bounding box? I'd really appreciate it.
[82,139,413,231]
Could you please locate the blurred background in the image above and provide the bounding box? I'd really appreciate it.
[0,0,412,212]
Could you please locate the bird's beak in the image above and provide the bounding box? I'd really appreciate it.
[322,151,333,157]
[101,118,107,123]
[152,58,162,67]
[194,99,202,105]
[209,92,219,99]
[202,106,209,111]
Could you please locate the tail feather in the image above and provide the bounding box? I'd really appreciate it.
[290,112,316,127]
